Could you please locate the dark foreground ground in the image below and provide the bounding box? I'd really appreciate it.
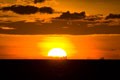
[0,60,120,80]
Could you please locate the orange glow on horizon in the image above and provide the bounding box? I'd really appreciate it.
[38,35,76,58]
[1,35,104,59]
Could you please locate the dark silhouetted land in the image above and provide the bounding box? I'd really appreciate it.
[0,60,120,80]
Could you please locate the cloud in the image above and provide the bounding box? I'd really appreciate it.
[34,0,45,4]
[16,0,46,4]
[0,5,54,14]
[56,11,86,19]
[39,7,54,14]
[0,15,15,18]
[0,26,15,30]
[85,14,103,21]
[0,20,120,35]
[1,5,38,14]
[106,14,120,19]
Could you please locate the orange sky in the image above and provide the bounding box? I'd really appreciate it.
[56,0,120,15]
[0,0,120,15]
[0,0,120,59]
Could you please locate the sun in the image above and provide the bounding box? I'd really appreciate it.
[48,48,67,58]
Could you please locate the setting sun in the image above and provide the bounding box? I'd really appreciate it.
[48,48,67,58]
[38,36,76,59]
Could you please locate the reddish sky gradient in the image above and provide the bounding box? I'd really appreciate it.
[0,0,120,59]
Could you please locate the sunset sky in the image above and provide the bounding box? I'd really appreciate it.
[0,0,120,59]
[56,0,120,15]
[0,0,120,15]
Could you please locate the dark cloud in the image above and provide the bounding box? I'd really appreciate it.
[34,0,45,4]
[106,14,120,19]
[56,11,86,19]
[1,5,38,14]
[0,5,54,14]
[39,7,54,14]
[0,20,120,35]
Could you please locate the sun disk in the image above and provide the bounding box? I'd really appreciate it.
[48,48,67,58]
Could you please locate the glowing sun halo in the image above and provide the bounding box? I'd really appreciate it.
[48,48,67,57]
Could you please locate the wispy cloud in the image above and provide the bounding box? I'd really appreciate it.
[0,19,120,35]
[0,26,15,30]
